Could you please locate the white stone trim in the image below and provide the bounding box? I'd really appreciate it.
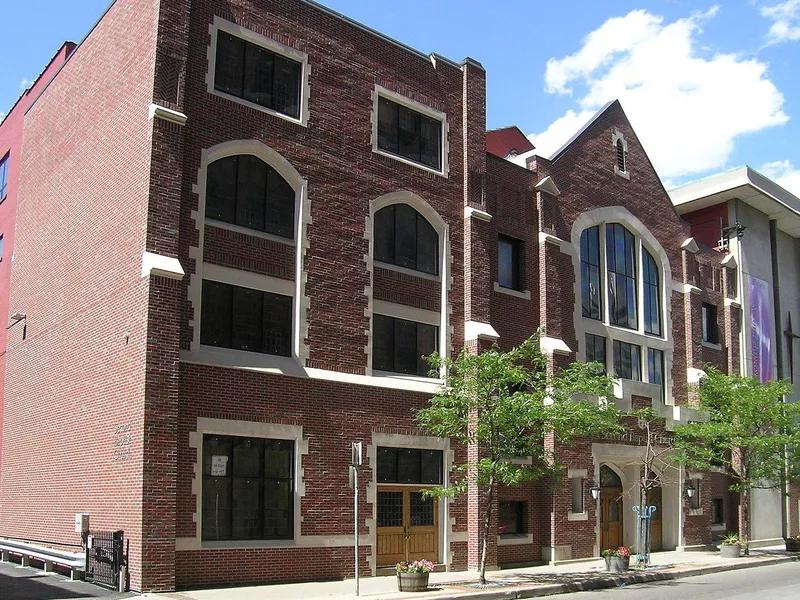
[680,238,700,253]
[567,512,589,522]
[373,260,440,282]
[141,251,185,279]
[366,191,450,378]
[367,432,452,573]
[540,336,572,356]
[724,298,741,308]
[206,17,310,127]
[671,280,702,295]
[701,340,723,351]
[568,469,588,478]
[148,103,188,125]
[181,417,309,551]
[465,320,499,342]
[498,533,534,545]
[538,231,567,248]
[203,263,294,297]
[465,206,492,222]
[721,253,738,269]
[189,140,310,364]
[535,176,560,197]
[205,219,297,246]
[571,207,674,406]
[687,367,706,384]
[370,85,449,177]
[493,282,531,300]
[373,300,440,326]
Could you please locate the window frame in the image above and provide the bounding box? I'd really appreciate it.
[374,203,439,276]
[208,17,310,126]
[372,86,448,176]
[606,223,638,330]
[702,302,720,346]
[372,313,438,377]
[498,501,526,536]
[613,340,642,381]
[585,333,607,373]
[580,226,602,320]
[0,152,9,201]
[498,235,523,292]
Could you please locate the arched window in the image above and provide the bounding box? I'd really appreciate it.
[580,226,602,320]
[606,223,637,330]
[206,155,295,239]
[600,465,622,488]
[374,204,438,275]
[643,249,661,336]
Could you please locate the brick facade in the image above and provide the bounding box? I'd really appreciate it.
[0,0,764,593]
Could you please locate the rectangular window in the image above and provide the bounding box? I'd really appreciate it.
[377,97,442,170]
[613,340,641,381]
[585,334,606,372]
[647,348,665,401]
[202,434,294,540]
[498,501,525,535]
[498,235,523,291]
[571,477,584,514]
[580,226,602,320]
[606,223,637,329]
[376,447,443,484]
[702,303,719,344]
[215,30,302,119]
[0,153,8,200]
[201,280,292,356]
[373,314,438,377]
[711,498,724,524]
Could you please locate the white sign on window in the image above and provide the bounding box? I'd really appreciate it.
[211,455,228,476]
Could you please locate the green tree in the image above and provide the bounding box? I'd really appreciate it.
[673,366,799,553]
[415,332,622,584]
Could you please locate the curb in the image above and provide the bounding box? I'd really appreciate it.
[411,554,800,600]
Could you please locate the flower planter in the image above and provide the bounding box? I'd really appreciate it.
[397,572,430,592]
[785,538,800,552]
[604,556,630,573]
[720,544,741,558]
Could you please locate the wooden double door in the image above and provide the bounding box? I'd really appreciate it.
[647,486,663,551]
[376,486,438,566]
[600,488,623,550]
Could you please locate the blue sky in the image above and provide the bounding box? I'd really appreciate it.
[2,1,799,193]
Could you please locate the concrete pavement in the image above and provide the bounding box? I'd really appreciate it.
[140,546,800,600]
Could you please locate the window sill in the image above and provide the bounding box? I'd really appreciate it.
[493,282,531,300]
[498,533,533,546]
[688,508,703,517]
[614,166,630,180]
[374,260,441,282]
[372,369,442,385]
[568,511,588,521]
[202,539,296,549]
[702,341,722,351]
[210,88,306,127]
[206,219,296,246]
[373,148,446,178]
[711,522,726,531]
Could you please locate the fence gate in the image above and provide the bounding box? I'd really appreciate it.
[85,530,125,589]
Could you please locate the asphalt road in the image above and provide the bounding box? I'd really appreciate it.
[0,560,135,600]
[554,560,800,599]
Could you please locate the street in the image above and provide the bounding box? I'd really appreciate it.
[553,561,800,599]
[0,560,134,600]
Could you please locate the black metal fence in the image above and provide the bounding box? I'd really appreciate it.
[85,530,125,590]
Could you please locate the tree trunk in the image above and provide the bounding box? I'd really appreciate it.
[479,475,494,585]
[739,488,750,555]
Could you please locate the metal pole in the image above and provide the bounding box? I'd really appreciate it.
[355,465,359,596]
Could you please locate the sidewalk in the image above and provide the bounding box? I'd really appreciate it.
[142,546,800,600]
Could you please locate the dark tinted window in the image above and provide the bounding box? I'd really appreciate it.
[498,236,523,291]
[202,434,293,540]
[373,314,438,377]
[606,223,637,329]
[201,280,291,356]
[643,249,661,336]
[580,226,602,320]
[376,447,443,484]
[648,347,665,402]
[499,501,525,535]
[206,155,295,239]
[377,97,442,170]
[613,340,641,381]
[373,204,438,275]
[702,303,719,344]
[215,31,301,119]
[0,153,9,200]
[585,333,606,371]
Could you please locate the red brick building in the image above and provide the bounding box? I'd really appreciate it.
[0,0,764,593]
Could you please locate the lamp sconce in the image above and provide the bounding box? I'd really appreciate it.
[685,480,696,499]
[590,481,601,501]
[7,312,27,340]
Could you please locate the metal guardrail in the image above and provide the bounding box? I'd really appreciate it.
[0,537,86,579]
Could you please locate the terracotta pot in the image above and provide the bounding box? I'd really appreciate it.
[720,544,741,558]
[397,571,430,592]
[605,555,630,573]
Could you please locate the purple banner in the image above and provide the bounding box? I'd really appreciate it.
[749,275,771,382]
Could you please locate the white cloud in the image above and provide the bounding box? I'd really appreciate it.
[759,160,800,196]
[761,0,800,45]
[531,7,789,180]
[18,78,33,91]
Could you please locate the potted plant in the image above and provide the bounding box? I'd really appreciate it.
[396,559,435,592]
[784,534,800,552]
[601,546,631,573]
[720,533,742,558]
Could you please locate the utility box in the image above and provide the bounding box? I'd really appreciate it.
[74,513,89,534]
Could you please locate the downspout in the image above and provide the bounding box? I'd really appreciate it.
[769,219,789,540]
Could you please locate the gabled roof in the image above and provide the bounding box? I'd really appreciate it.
[670,166,800,238]
[486,126,535,158]
[547,101,616,162]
